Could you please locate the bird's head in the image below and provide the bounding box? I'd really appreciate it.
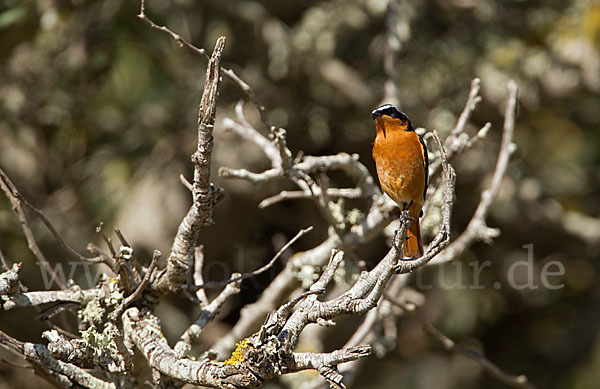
[372,104,412,136]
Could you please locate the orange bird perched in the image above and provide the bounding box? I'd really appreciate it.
[371,104,429,258]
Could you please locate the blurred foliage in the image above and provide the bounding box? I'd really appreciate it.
[0,0,599,388]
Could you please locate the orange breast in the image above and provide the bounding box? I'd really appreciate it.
[372,128,426,206]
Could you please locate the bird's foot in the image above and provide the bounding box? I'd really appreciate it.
[399,210,413,226]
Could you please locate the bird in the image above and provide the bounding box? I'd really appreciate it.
[371,104,429,258]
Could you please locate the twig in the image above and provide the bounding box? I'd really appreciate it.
[2,288,105,311]
[174,273,242,357]
[155,37,225,294]
[218,166,283,183]
[138,0,271,129]
[428,78,484,177]
[287,345,371,388]
[0,331,116,389]
[179,174,193,192]
[386,295,536,389]
[112,250,161,322]
[259,188,362,209]
[212,202,396,358]
[114,229,131,249]
[234,102,280,163]
[138,0,207,58]
[193,246,209,306]
[192,226,313,289]
[280,221,407,348]
[0,263,21,295]
[0,246,9,270]
[450,78,482,137]
[85,243,115,268]
[0,168,108,267]
[96,223,117,258]
[0,169,67,289]
[430,81,518,265]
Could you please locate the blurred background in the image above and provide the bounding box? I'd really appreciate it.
[0,0,599,388]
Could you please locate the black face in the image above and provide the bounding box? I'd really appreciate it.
[371,104,410,123]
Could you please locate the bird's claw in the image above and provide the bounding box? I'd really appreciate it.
[399,210,412,226]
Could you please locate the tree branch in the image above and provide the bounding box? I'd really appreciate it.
[387,295,536,389]
[155,37,225,294]
[430,81,518,265]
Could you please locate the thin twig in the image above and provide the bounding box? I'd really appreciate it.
[179,174,193,192]
[0,168,67,289]
[387,295,536,389]
[114,229,131,249]
[430,81,518,265]
[450,78,482,137]
[138,0,271,129]
[155,37,225,294]
[174,273,242,357]
[193,246,209,306]
[192,226,313,289]
[112,251,161,322]
[428,78,484,177]
[138,0,207,58]
[9,187,96,263]
[0,246,9,271]
[96,223,117,258]
[259,188,362,209]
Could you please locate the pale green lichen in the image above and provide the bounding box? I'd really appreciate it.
[297,265,321,289]
[80,322,125,372]
[328,199,347,229]
[78,299,104,325]
[346,208,363,225]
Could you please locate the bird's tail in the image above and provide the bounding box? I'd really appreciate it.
[403,205,424,258]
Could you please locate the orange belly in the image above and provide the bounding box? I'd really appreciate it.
[372,129,426,207]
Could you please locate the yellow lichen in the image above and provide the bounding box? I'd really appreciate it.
[223,338,252,366]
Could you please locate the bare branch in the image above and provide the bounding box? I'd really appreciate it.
[218,166,283,183]
[0,263,21,295]
[450,78,482,137]
[123,307,261,387]
[387,295,536,389]
[193,246,210,306]
[430,81,518,265]
[224,106,280,164]
[175,273,242,357]
[193,226,313,289]
[0,246,9,271]
[428,78,484,177]
[180,174,193,192]
[259,188,362,209]
[287,345,371,373]
[138,0,207,58]
[155,37,225,294]
[212,200,397,358]
[295,153,379,201]
[0,331,116,389]
[112,250,161,322]
[0,168,67,289]
[280,224,407,349]
[138,0,271,129]
[2,288,105,311]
